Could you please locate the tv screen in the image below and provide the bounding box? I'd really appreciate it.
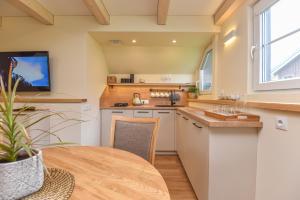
[0,51,50,91]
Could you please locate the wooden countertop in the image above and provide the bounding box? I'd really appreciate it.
[100,106,263,128]
[188,99,300,113]
[43,146,170,200]
[100,105,180,110]
[177,107,263,128]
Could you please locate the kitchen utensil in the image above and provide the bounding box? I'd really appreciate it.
[132,93,142,105]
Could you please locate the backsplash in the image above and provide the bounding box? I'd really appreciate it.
[100,85,188,107]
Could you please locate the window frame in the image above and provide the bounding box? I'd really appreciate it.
[253,0,300,90]
[199,47,213,94]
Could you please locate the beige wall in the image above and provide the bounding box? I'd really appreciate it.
[0,17,88,98]
[195,1,300,200]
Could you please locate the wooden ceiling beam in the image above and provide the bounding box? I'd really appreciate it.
[9,0,54,25]
[157,0,170,25]
[83,0,110,25]
[214,0,245,25]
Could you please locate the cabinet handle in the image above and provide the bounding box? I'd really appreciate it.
[137,111,150,113]
[176,113,181,115]
[158,111,170,114]
[182,116,189,120]
[192,123,202,129]
[112,111,124,114]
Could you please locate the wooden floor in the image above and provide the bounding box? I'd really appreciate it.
[154,155,197,200]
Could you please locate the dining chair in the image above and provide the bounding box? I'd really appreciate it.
[110,116,160,165]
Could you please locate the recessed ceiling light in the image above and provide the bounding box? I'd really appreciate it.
[172,39,177,44]
[132,39,137,43]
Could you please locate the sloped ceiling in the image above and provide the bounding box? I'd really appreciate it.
[102,46,203,74]
[90,32,213,74]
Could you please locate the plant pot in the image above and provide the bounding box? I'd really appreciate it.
[188,92,197,99]
[0,150,44,200]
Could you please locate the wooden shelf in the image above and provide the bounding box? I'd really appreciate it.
[188,99,300,113]
[0,98,87,103]
[108,83,195,87]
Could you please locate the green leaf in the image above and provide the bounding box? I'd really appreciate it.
[41,142,75,147]
[0,143,13,154]
[25,112,66,129]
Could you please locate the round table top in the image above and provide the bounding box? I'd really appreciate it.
[43,146,170,200]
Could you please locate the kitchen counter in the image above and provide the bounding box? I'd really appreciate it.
[100,106,263,128]
[100,105,179,110]
[177,107,263,128]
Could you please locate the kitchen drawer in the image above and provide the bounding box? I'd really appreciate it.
[134,110,153,118]
[101,109,134,146]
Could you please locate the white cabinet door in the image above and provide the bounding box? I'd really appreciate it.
[133,110,153,118]
[153,110,175,151]
[101,109,133,146]
[175,111,183,155]
[183,118,209,200]
[178,114,190,164]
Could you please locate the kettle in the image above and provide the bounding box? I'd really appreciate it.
[132,93,142,105]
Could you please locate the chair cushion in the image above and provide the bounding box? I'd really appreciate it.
[114,121,155,161]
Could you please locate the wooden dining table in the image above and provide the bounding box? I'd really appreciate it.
[43,146,170,200]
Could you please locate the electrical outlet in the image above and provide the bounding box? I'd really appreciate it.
[82,104,92,111]
[141,99,149,105]
[276,116,288,131]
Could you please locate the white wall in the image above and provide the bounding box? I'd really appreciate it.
[0,15,217,145]
[0,17,110,145]
[81,35,108,145]
[195,1,300,200]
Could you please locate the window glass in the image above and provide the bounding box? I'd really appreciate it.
[269,0,300,40]
[260,0,300,83]
[200,50,213,92]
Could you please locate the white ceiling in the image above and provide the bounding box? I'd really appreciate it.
[0,0,27,16]
[103,46,203,74]
[90,32,213,47]
[102,0,158,16]
[0,0,224,16]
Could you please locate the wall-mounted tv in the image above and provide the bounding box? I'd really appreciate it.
[0,51,50,92]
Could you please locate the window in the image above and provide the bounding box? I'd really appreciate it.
[253,0,300,90]
[199,49,213,93]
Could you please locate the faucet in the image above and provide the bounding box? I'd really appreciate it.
[170,90,177,106]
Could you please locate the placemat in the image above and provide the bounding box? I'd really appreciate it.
[22,168,75,200]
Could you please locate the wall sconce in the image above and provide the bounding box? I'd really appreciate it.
[224,29,237,46]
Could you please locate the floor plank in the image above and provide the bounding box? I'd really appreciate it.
[155,155,198,200]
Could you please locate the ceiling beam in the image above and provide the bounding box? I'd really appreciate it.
[214,0,245,25]
[157,0,170,25]
[9,0,54,25]
[83,0,110,25]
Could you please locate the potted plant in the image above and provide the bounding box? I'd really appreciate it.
[187,86,199,99]
[0,68,77,199]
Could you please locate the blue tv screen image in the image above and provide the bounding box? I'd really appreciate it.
[0,51,50,91]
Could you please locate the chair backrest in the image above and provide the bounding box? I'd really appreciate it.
[110,116,160,165]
